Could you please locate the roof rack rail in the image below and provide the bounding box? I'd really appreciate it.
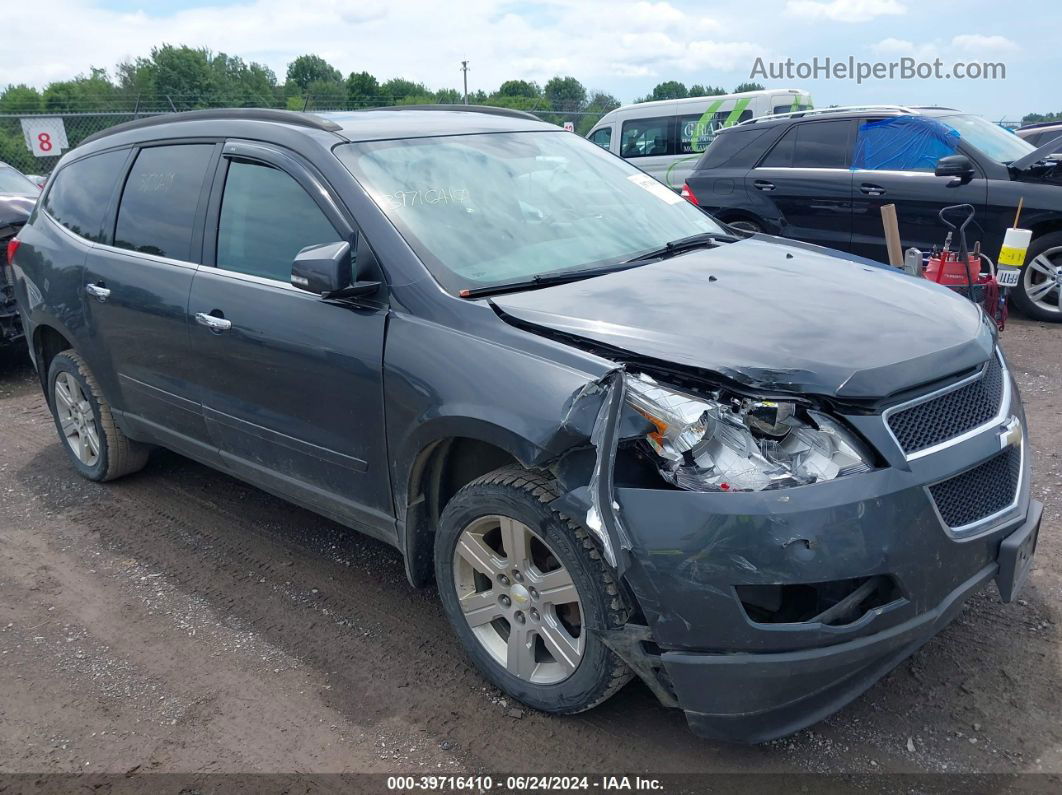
[372,104,543,121]
[79,108,343,146]
[1017,119,1062,130]
[737,104,921,126]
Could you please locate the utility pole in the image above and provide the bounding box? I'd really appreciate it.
[460,60,469,104]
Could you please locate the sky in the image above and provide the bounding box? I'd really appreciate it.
[13,0,1056,121]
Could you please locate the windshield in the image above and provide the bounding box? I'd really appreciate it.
[940,114,1035,164]
[0,166,39,195]
[335,131,724,294]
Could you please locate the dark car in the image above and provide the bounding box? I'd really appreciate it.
[0,161,40,347]
[683,105,1062,322]
[1016,120,1062,158]
[9,107,1041,743]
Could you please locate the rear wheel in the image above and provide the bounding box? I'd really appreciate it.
[1011,232,1062,322]
[435,466,632,714]
[47,351,150,481]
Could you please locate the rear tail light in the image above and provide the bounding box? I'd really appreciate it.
[6,237,20,267]
[680,182,699,206]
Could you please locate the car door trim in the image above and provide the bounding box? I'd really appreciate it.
[203,406,368,473]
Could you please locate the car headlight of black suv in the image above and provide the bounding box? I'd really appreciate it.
[625,373,873,492]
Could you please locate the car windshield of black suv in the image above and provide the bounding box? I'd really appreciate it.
[335,131,725,294]
[940,113,1036,164]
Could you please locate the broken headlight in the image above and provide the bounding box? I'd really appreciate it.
[626,373,872,492]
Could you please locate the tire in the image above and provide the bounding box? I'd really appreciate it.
[1010,231,1062,322]
[47,350,150,482]
[435,465,632,714]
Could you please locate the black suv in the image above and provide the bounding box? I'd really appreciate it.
[10,107,1041,743]
[683,105,1062,322]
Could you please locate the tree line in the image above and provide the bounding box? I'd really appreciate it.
[1,45,773,129]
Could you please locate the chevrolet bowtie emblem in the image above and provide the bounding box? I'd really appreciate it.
[999,417,1022,450]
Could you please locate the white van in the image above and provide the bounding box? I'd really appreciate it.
[586,88,813,188]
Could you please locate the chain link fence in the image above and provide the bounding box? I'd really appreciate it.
[0,104,607,177]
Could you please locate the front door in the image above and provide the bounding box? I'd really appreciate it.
[186,143,393,539]
[83,142,219,454]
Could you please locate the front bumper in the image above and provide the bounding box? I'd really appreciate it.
[664,500,1040,743]
[609,383,1038,743]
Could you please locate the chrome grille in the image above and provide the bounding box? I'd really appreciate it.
[928,446,1021,530]
[887,355,1004,456]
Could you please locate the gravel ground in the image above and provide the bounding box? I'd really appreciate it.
[0,318,1059,777]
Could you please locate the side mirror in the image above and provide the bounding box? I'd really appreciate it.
[935,154,975,186]
[291,241,380,299]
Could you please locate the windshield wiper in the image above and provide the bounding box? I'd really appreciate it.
[621,232,738,264]
[459,262,645,299]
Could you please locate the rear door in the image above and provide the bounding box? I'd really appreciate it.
[619,114,676,185]
[83,142,219,454]
[849,117,989,262]
[745,118,856,251]
[186,141,393,538]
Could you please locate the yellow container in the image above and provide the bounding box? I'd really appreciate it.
[998,228,1032,267]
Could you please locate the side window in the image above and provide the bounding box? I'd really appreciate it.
[621,117,673,158]
[679,114,714,154]
[699,128,774,170]
[760,126,795,167]
[791,121,853,169]
[114,144,214,260]
[216,160,342,282]
[42,150,127,242]
[588,127,612,149]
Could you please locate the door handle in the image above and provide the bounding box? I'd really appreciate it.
[753,179,775,191]
[85,282,110,302]
[860,183,886,196]
[195,311,232,333]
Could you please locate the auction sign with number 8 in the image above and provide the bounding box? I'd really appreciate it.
[20,117,70,157]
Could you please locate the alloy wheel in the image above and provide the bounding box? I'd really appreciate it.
[1023,246,1062,316]
[53,371,100,466]
[452,514,584,684]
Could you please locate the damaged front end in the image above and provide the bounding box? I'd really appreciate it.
[539,347,1039,744]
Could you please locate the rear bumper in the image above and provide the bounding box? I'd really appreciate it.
[660,500,1042,744]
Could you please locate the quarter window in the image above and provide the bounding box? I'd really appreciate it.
[114,145,214,260]
[43,150,128,242]
[216,160,341,282]
[588,127,612,149]
[621,117,672,158]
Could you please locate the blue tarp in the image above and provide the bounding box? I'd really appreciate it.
[851,115,960,171]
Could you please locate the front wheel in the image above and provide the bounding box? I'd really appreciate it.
[435,466,632,714]
[1011,232,1062,322]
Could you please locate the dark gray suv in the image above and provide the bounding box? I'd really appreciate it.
[9,107,1042,743]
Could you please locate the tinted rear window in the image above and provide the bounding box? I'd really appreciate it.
[114,144,214,260]
[42,150,127,242]
[697,128,774,170]
[759,120,852,169]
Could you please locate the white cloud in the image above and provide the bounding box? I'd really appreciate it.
[871,37,938,60]
[0,0,758,98]
[786,0,906,23]
[872,33,1018,61]
[950,34,1018,53]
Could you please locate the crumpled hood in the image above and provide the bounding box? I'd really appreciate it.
[491,237,994,399]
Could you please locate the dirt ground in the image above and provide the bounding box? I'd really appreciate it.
[0,318,1059,778]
